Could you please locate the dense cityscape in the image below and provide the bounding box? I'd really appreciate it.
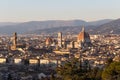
[0,27,119,80]
[1,0,120,80]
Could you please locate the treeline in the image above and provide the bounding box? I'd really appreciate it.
[50,58,120,80]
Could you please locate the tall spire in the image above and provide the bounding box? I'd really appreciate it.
[82,26,85,32]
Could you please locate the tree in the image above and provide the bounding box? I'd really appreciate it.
[7,74,12,80]
[50,73,56,80]
[102,61,120,80]
[24,59,29,65]
[105,58,113,67]
[88,67,102,80]
[56,58,81,80]
[56,58,103,80]
[56,58,91,80]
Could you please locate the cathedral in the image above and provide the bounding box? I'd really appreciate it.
[77,27,91,48]
[45,27,91,52]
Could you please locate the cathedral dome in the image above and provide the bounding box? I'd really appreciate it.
[77,27,91,43]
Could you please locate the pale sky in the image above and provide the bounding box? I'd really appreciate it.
[0,0,120,22]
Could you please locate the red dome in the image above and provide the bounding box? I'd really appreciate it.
[77,27,90,43]
[45,37,53,45]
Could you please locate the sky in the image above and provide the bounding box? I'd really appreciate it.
[0,0,120,22]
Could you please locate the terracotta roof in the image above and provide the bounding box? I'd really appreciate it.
[45,37,53,44]
[77,27,90,42]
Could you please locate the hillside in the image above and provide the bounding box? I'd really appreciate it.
[30,19,120,35]
[29,25,96,35]
[0,19,113,34]
[94,18,120,34]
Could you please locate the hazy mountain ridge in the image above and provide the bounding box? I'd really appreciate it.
[0,22,19,27]
[88,19,113,26]
[30,19,120,35]
[29,25,96,35]
[0,19,113,34]
[94,18,120,34]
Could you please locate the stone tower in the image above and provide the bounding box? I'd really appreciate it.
[58,32,62,47]
[11,32,17,50]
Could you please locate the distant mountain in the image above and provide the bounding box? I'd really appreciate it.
[30,25,96,35]
[93,18,120,34]
[0,20,88,34]
[0,22,19,27]
[0,19,113,34]
[88,19,113,26]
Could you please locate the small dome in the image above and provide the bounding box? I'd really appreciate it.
[45,37,53,45]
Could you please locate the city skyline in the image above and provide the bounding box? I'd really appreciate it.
[0,0,120,22]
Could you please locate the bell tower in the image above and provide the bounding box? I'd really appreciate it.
[58,32,62,47]
[11,32,17,50]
